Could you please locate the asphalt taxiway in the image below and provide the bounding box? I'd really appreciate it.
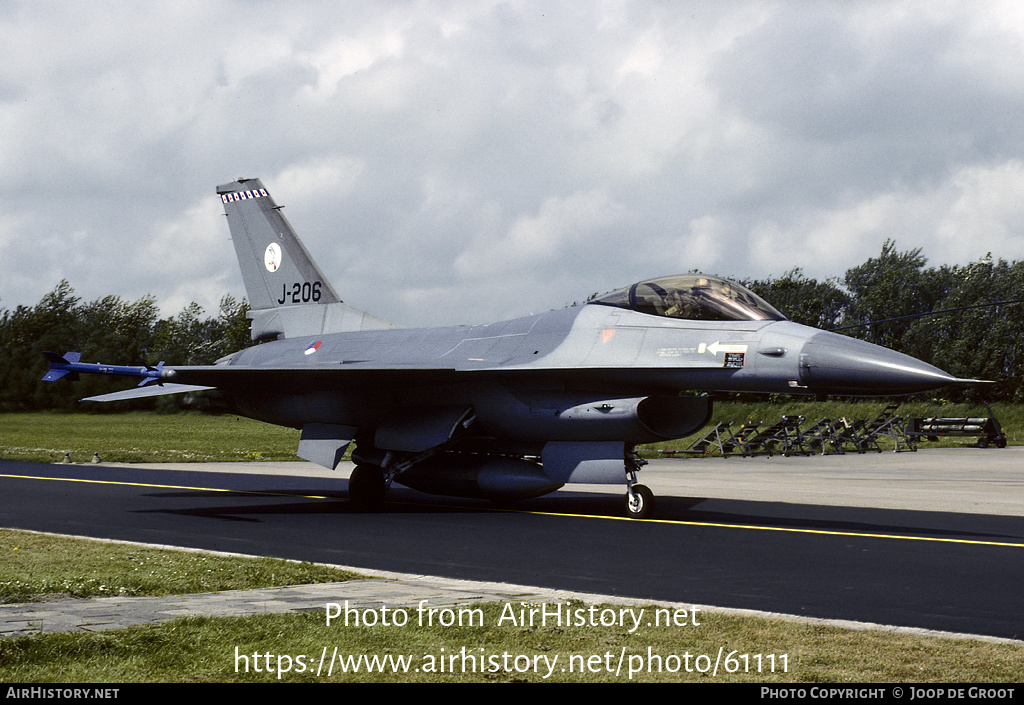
[1,449,1022,641]
[102,447,1024,516]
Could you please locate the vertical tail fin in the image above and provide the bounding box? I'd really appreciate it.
[217,178,396,339]
[217,178,341,311]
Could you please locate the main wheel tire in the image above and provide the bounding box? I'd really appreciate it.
[625,484,655,519]
[349,463,387,511]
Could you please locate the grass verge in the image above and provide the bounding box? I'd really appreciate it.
[0,529,362,603]
[3,600,1023,682]
[0,411,300,464]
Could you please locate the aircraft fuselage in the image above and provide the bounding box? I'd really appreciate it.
[193,301,961,449]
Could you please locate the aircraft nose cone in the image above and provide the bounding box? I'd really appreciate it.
[799,332,960,395]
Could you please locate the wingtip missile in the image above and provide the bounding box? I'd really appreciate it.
[41,352,174,386]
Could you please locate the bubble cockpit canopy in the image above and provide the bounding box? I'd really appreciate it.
[588,275,786,322]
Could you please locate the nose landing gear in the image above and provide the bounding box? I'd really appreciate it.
[625,449,655,519]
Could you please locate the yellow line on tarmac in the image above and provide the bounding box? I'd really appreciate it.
[519,508,1024,549]
[6,472,1023,549]
[0,473,335,500]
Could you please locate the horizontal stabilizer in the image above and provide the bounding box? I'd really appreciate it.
[82,384,215,403]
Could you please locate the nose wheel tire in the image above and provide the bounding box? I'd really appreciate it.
[625,484,654,519]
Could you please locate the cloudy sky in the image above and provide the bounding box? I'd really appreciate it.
[3,1,1024,328]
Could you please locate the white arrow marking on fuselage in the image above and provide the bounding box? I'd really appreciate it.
[702,342,748,356]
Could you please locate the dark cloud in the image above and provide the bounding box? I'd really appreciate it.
[2,1,1023,328]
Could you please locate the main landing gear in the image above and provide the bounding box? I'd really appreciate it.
[348,446,658,519]
[348,463,387,511]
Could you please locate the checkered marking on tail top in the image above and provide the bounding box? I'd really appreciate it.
[221,189,269,203]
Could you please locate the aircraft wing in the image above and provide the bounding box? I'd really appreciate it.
[76,361,705,403]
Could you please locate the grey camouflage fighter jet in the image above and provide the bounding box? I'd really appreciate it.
[43,178,980,518]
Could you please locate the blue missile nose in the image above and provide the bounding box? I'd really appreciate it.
[798,332,965,395]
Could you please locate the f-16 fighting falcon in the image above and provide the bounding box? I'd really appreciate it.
[43,178,981,518]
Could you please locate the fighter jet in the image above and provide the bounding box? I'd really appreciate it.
[43,178,980,518]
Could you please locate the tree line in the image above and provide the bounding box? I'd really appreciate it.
[0,281,250,411]
[2,240,1021,410]
[741,241,1024,403]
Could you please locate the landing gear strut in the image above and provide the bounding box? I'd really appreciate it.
[624,448,655,519]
